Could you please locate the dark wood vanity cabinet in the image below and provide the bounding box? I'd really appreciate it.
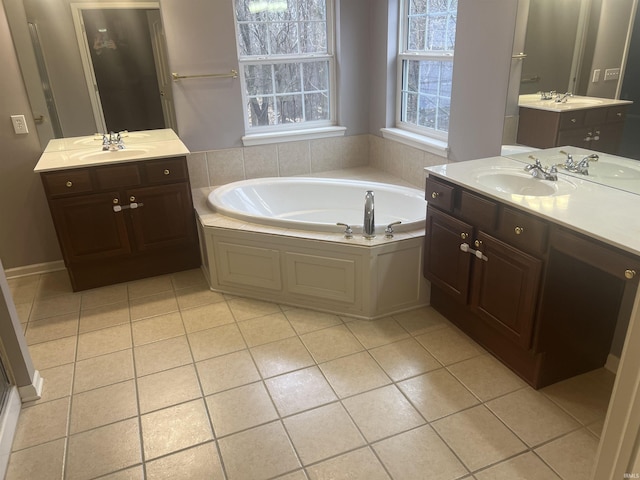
[424,176,640,388]
[41,156,200,291]
[517,104,628,154]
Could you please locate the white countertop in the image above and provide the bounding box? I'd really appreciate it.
[34,129,190,172]
[425,155,640,257]
[518,94,632,112]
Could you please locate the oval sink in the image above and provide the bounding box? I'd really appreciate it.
[588,160,640,180]
[474,170,577,197]
[69,146,156,162]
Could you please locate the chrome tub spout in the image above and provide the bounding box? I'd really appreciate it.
[363,190,375,239]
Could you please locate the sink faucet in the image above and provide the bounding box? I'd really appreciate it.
[102,131,125,151]
[524,156,558,181]
[555,92,573,103]
[558,151,598,175]
[363,190,375,239]
[539,91,556,100]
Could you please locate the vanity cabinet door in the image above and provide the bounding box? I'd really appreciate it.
[424,207,474,303]
[49,192,131,262]
[126,182,197,251]
[469,231,542,349]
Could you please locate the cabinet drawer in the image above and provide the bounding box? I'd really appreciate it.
[42,169,93,197]
[95,164,141,190]
[144,157,188,184]
[459,190,498,232]
[607,105,628,123]
[584,108,608,126]
[497,207,548,255]
[559,110,586,129]
[425,177,455,212]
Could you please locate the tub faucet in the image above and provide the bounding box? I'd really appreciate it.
[363,190,375,239]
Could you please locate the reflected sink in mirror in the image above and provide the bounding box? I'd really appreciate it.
[473,169,577,197]
[518,94,607,111]
[587,158,640,180]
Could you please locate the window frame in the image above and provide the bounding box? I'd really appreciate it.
[234,0,337,134]
[395,0,456,142]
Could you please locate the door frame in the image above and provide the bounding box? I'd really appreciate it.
[70,2,161,133]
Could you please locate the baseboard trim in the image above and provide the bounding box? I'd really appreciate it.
[4,261,65,279]
[18,370,43,403]
[605,354,620,374]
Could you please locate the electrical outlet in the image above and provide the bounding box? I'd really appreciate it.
[10,115,28,134]
[592,69,601,83]
[604,68,621,81]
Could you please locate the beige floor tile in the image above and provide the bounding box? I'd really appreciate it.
[80,284,128,310]
[36,270,74,298]
[99,466,145,480]
[127,275,173,299]
[181,302,235,333]
[78,301,130,333]
[26,363,73,405]
[66,418,142,480]
[342,385,425,442]
[141,399,213,460]
[145,442,224,480]
[227,297,282,321]
[131,311,185,346]
[250,336,315,378]
[284,403,365,465]
[274,471,308,480]
[176,284,225,310]
[305,447,391,480]
[70,380,138,434]
[265,366,338,416]
[76,323,132,360]
[218,421,301,480]
[196,349,261,395]
[474,452,561,480]
[12,397,70,451]
[373,425,468,480]
[541,368,615,425]
[5,438,65,480]
[25,312,78,345]
[188,323,247,362]
[392,306,450,335]
[319,351,391,398]
[398,368,479,421]
[170,268,209,290]
[587,418,605,437]
[487,387,581,447]
[28,336,77,370]
[535,428,599,480]
[73,349,134,393]
[300,324,364,363]
[432,405,527,471]
[447,353,527,401]
[415,326,484,365]
[7,275,40,304]
[238,312,297,347]
[134,335,193,377]
[207,382,278,436]
[369,337,441,381]
[346,317,410,349]
[284,308,343,334]
[129,291,179,321]
[13,303,32,324]
[30,292,81,320]
[137,364,202,413]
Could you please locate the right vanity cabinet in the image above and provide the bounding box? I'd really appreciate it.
[424,176,640,388]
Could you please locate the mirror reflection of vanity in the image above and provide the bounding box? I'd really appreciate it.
[504,0,639,158]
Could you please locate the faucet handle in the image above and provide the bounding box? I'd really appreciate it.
[385,221,402,238]
[336,223,353,239]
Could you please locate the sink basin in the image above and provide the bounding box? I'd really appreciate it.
[587,159,640,180]
[69,145,157,162]
[474,169,577,197]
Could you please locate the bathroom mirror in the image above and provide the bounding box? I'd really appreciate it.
[4,0,177,150]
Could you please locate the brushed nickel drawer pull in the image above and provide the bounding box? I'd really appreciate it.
[514,226,525,235]
[164,169,170,175]
[431,192,441,199]
[625,269,636,280]
[113,198,119,204]
[130,196,136,202]
[66,181,73,188]
[460,232,468,240]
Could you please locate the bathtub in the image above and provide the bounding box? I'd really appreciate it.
[207,177,426,234]
[196,175,430,319]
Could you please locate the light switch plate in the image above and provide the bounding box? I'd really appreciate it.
[10,115,28,134]
[592,69,601,83]
[604,68,621,81]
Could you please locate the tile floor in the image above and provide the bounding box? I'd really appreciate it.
[4,268,615,480]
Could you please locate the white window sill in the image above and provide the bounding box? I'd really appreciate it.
[242,126,347,147]
[380,128,450,157]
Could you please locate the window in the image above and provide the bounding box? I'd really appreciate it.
[398,0,457,139]
[234,0,335,132]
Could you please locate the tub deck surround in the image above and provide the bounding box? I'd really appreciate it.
[193,169,430,320]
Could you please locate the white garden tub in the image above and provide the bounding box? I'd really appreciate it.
[207,177,426,234]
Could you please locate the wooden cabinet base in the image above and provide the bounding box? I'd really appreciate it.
[67,244,201,291]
